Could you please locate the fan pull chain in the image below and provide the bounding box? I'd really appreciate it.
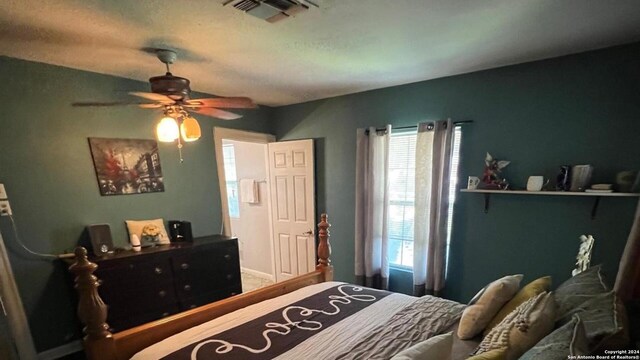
[177,139,184,163]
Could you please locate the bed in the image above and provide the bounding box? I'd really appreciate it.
[70,213,626,359]
[68,214,473,359]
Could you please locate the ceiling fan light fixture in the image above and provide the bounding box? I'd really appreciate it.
[180,116,201,142]
[156,116,179,142]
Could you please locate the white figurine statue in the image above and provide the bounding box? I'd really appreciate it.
[572,235,595,277]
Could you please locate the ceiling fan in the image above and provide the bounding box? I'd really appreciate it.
[73,49,258,161]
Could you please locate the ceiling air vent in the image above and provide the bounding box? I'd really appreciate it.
[233,0,260,11]
[263,0,294,11]
[222,0,316,23]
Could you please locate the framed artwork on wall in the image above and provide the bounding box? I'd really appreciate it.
[88,137,165,196]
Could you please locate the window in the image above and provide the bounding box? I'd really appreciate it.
[388,126,462,270]
[222,143,240,218]
[388,132,417,268]
[446,126,462,277]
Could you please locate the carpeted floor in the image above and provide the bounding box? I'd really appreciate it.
[241,270,275,293]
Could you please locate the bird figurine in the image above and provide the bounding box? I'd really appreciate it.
[572,235,595,276]
[482,153,511,189]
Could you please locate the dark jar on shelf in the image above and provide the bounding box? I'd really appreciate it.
[556,165,571,191]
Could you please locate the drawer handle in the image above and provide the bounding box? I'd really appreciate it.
[162,312,170,317]
[226,274,233,280]
[181,263,189,270]
[184,285,191,291]
[224,254,231,260]
[189,304,197,309]
[154,267,163,275]
[158,290,166,298]
[231,292,237,296]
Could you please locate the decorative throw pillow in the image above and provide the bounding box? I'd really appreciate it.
[457,274,523,340]
[520,315,589,360]
[554,265,608,319]
[484,276,552,335]
[468,284,489,305]
[473,292,556,360]
[125,218,170,246]
[466,348,507,360]
[557,291,628,352]
[390,332,453,360]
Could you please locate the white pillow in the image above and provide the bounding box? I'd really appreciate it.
[125,218,170,246]
[391,332,453,360]
[457,274,523,339]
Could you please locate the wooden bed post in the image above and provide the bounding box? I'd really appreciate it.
[68,247,117,360]
[316,213,334,281]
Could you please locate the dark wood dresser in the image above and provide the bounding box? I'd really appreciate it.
[90,235,241,332]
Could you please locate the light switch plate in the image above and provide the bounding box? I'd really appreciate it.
[0,200,11,216]
[0,184,7,199]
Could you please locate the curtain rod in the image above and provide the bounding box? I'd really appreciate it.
[366,120,473,133]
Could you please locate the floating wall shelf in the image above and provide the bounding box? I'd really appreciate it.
[460,189,640,219]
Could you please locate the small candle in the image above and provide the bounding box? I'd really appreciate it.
[131,234,141,252]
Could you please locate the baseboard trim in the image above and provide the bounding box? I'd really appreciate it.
[38,340,83,360]
[241,267,274,281]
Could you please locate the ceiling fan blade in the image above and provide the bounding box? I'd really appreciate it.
[72,101,160,107]
[184,97,257,109]
[188,107,243,120]
[129,92,175,104]
[138,103,164,109]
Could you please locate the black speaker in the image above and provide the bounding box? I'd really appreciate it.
[87,224,114,256]
[168,220,193,242]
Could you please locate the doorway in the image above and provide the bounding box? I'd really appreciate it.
[214,128,317,291]
[215,128,275,293]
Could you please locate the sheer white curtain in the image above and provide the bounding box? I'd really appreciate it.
[413,120,453,296]
[355,126,391,290]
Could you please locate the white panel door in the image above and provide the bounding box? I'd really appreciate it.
[268,139,315,282]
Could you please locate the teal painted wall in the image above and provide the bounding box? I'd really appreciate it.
[2,43,640,353]
[0,56,273,351]
[273,43,640,302]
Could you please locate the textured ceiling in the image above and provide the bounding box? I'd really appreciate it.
[1,0,640,106]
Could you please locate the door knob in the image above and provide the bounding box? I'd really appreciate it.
[302,229,313,236]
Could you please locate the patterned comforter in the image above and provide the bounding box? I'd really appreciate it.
[132,282,466,360]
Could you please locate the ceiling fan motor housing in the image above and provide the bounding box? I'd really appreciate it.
[149,74,191,100]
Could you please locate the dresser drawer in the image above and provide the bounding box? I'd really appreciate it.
[171,244,238,274]
[107,303,181,333]
[95,257,174,287]
[172,243,240,299]
[179,285,242,310]
[215,244,239,266]
[174,270,240,301]
[99,282,178,312]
